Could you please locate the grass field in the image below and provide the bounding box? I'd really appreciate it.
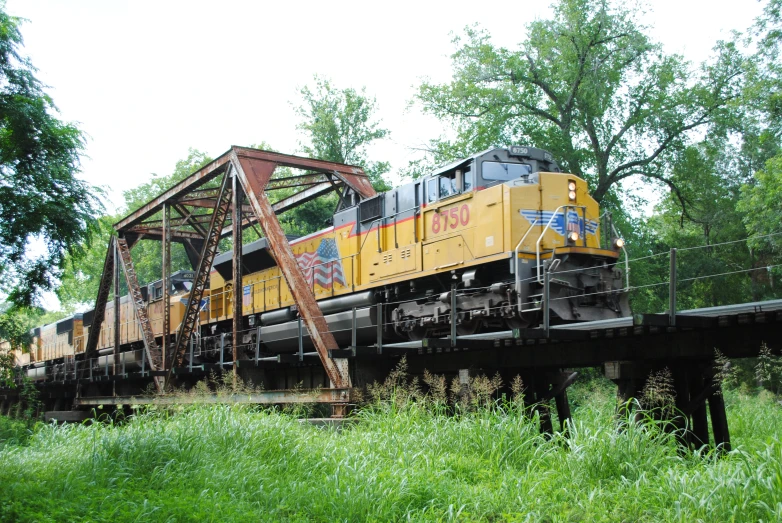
[1,383,781,522]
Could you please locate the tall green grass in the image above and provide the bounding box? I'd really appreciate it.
[0,387,780,522]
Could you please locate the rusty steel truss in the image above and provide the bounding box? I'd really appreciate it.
[87,146,376,391]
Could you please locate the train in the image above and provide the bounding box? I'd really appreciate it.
[6,146,630,390]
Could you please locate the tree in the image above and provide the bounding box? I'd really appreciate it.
[56,215,119,310]
[56,149,213,310]
[413,0,745,207]
[0,305,36,354]
[0,7,101,308]
[0,304,67,387]
[751,0,782,135]
[739,156,782,253]
[296,76,391,192]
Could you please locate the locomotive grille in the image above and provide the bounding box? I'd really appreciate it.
[359,195,383,223]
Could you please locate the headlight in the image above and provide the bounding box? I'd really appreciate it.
[613,238,625,249]
[568,181,577,191]
[567,231,580,243]
[568,190,577,200]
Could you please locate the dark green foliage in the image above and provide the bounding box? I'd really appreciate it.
[56,215,118,310]
[296,76,391,192]
[16,377,40,420]
[412,0,744,204]
[0,305,67,387]
[0,6,101,308]
[0,304,36,353]
[0,415,29,449]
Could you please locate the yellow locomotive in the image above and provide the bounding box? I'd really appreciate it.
[13,146,630,376]
[203,145,629,354]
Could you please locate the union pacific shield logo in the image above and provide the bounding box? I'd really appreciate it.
[519,209,598,237]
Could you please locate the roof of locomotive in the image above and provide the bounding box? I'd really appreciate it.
[428,146,561,179]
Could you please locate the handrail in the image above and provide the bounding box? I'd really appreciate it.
[599,211,630,289]
[514,220,538,314]
[536,205,586,283]
[610,221,630,289]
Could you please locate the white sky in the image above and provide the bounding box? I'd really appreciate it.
[5,0,766,216]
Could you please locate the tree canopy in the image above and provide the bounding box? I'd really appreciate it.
[57,149,213,310]
[296,76,391,192]
[413,0,744,208]
[0,7,101,308]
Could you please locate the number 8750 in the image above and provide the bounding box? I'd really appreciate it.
[432,204,470,233]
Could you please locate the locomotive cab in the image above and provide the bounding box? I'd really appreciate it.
[422,146,561,204]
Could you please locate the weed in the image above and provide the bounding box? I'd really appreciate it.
[1,383,781,521]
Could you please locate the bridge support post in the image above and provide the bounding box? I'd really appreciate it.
[529,370,577,436]
[554,389,572,434]
[688,371,710,448]
[669,248,677,326]
[708,385,731,452]
[607,359,731,453]
[672,365,693,449]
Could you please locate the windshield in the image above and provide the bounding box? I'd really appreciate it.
[482,161,532,181]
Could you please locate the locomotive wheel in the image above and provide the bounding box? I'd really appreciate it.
[505,313,535,330]
[406,326,428,341]
[456,318,481,336]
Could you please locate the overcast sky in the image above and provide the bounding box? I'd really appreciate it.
[5,0,766,216]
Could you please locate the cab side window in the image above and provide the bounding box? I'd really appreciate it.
[439,176,457,198]
[463,169,473,192]
[427,178,438,203]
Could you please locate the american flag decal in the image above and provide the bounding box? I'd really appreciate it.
[243,285,252,307]
[295,238,346,290]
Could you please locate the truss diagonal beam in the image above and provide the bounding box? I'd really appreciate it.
[230,150,349,388]
[116,236,165,393]
[161,204,171,366]
[271,182,337,214]
[232,172,243,383]
[168,168,234,379]
[172,203,208,237]
[115,161,228,230]
[85,236,116,357]
[115,146,375,231]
